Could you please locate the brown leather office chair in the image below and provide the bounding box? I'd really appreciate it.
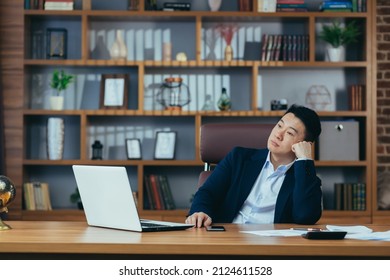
[198,123,274,187]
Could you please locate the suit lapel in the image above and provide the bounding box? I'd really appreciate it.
[274,165,295,222]
[237,149,268,204]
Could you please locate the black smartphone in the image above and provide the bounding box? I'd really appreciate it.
[206,226,226,231]
[302,231,347,240]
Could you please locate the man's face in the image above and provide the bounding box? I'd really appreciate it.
[267,113,306,157]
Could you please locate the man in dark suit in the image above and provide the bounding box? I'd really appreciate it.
[186,104,322,227]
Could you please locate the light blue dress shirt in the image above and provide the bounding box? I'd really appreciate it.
[233,152,296,224]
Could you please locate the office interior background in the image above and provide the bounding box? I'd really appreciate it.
[0,0,389,224]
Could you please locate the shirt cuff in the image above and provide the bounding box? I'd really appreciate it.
[296,158,313,161]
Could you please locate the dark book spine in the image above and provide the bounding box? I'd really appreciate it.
[144,175,155,210]
[161,175,176,210]
[149,174,164,210]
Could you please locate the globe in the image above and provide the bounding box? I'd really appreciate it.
[0,175,16,230]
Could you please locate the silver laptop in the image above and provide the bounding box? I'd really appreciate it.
[72,165,194,232]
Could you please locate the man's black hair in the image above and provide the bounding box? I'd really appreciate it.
[284,104,322,142]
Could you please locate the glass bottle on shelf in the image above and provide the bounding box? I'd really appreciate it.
[217,88,231,111]
[201,94,215,111]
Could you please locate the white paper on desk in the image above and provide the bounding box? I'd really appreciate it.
[326,225,390,241]
[326,225,373,234]
[344,230,390,241]
[240,229,305,237]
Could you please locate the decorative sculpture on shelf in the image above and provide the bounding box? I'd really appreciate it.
[0,175,16,230]
[91,140,103,160]
[156,77,191,111]
[305,85,332,111]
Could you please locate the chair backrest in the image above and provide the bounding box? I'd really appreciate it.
[198,123,274,187]
[200,123,274,165]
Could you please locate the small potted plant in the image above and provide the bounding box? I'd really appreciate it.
[70,188,83,210]
[319,20,360,62]
[49,69,74,110]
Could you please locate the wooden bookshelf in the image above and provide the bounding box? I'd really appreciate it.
[0,0,379,223]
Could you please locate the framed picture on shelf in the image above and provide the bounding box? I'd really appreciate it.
[126,138,142,159]
[154,131,177,160]
[46,28,67,59]
[99,74,129,109]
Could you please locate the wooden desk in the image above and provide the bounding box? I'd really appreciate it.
[1,221,390,259]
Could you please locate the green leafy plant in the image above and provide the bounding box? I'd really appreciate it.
[50,69,74,96]
[70,188,83,209]
[319,20,360,48]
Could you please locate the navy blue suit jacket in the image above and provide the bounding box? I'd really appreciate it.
[189,147,322,225]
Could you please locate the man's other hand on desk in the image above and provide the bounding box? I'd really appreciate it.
[185,212,212,228]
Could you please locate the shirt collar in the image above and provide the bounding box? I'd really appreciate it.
[265,151,295,175]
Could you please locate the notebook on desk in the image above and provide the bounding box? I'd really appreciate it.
[72,165,194,232]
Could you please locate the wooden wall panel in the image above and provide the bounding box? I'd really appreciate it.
[0,0,24,219]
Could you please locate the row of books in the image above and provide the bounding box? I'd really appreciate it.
[144,174,176,210]
[23,182,52,210]
[259,0,366,13]
[348,84,365,111]
[276,0,308,12]
[24,0,74,10]
[24,0,366,13]
[261,34,309,62]
[238,0,252,12]
[320,0,366,12]
[25,0,43,9]
[334,182,366,211]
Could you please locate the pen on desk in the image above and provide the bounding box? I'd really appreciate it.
[290,228,322,231]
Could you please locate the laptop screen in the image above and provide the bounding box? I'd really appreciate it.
[72,165,193,232]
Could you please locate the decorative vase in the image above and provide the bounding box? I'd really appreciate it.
[91,35,110,59]
[326,45,345,62]
[208,0,222,11]
[50,96,64,110]
[47,117,64,160]
[201,94,215,111]
[224,44,233,61]
[163,42,172,61]
[110,29,127,60]
[217,87,231,111]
